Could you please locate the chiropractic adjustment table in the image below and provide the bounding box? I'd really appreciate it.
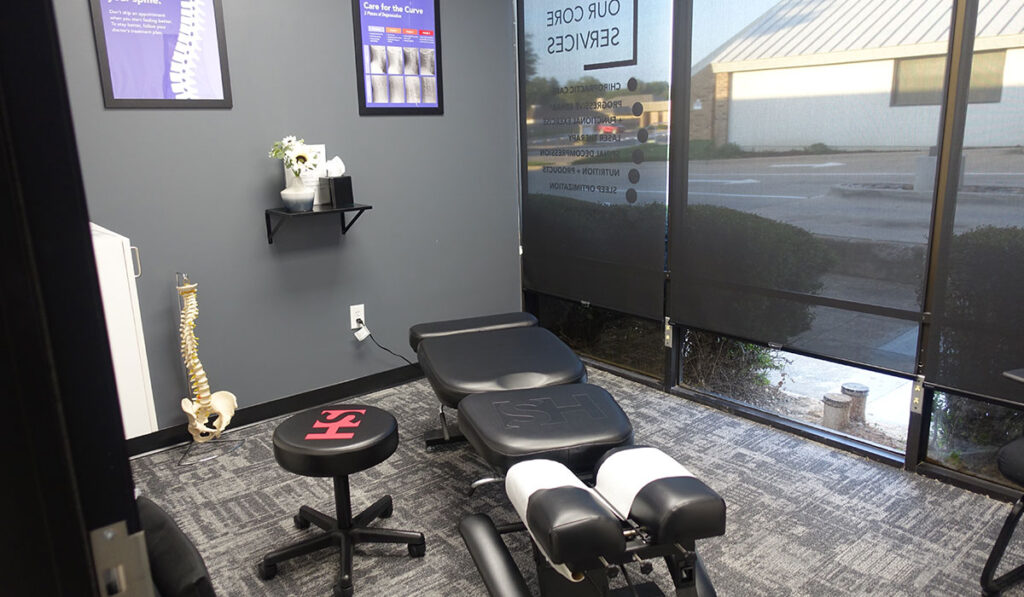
[411,313,727,596]
[410,312,588,446]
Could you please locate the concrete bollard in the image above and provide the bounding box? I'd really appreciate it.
[822,392,852,430]
[842,382,869,423]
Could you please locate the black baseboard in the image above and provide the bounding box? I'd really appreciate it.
[125,364,422,457]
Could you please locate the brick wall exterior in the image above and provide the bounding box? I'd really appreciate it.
[689,65,715,141]
[712,71,731,147]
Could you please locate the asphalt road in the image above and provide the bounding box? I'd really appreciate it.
[527,146,1024,243]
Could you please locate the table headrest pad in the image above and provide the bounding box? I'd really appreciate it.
[409,312,537,351]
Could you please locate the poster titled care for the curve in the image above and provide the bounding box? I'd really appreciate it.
[355,0,441,113]
[92,0,230,107]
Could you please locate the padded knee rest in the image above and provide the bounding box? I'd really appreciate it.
[418,326,586,409]
[409,312,537,352]
[506,460,625,572]
[595,447,726,544]
[458,384,633,473]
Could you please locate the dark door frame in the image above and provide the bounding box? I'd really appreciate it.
[1,0,139,594]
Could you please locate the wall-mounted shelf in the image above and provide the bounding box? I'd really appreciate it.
[264,203,372,244]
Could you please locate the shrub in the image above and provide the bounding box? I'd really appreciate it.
[521,194,665,266]
[537,296,664,378]
[676,205,833,405]
[804,142,835,154]
[675,205,835,341]
[933,226,1024,393]
[688,140,746,160]
[929,226,1024,462]
[522,197,833,405]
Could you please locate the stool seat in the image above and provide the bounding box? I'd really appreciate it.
[273,405,398,477]
[418,327,587,409]
[458,383,633,474]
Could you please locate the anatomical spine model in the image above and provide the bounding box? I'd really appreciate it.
[177,275,237,442]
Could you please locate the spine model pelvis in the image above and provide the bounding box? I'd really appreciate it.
[178,275,237,442]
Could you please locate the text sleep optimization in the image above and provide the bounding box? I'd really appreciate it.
[548,182,618,194]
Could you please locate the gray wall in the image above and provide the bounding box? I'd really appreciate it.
[53,0,522,429]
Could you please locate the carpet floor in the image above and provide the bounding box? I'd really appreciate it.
[131,368,1024,596]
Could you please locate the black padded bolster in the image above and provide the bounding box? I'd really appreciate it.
[526,486,625,567]
[408,312,537,351]
[628,477,726,545]
[458,384,632,473]
[459,514,531,597]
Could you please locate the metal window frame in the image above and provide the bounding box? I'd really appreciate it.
[515,0,1023,497]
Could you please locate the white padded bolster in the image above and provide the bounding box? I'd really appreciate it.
[594,447,693,518]
[506,459,590,524]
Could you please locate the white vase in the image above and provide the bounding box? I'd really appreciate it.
[280,172,315,212]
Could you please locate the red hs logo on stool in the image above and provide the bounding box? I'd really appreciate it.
[305,409,366,440]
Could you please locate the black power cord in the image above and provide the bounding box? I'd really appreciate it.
[357,319,414,366]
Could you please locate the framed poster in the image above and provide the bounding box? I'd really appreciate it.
[89,0,232,108]
[351,0,443,115]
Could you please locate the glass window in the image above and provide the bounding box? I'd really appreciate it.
[892,51,1006,106]
[928,391,1024,488]
[519,0,673,320]
[680,329,910,451]
[921,20,1024,401]
[534,293,664,379]
[673,0,951,374]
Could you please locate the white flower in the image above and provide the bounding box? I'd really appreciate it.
[281,135,298,146]
[288,146,317,171]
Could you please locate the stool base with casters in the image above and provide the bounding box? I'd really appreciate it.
[982,496,1024,596]
[258,475,425,597]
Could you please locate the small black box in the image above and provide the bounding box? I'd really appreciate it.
[319,176,354,207]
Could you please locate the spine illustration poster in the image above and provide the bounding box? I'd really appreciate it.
[92,0,231,107]
[354,0,442,114]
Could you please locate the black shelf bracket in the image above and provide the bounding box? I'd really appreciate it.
[265,203,372,244]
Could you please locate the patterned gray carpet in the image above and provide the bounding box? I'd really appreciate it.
[132,369,1024,596]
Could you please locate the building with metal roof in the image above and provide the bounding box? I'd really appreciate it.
[690,0,1024,150]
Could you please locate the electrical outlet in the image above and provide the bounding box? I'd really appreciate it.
[350,304,365,330]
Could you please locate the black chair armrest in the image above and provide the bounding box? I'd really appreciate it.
[137,496,215,597]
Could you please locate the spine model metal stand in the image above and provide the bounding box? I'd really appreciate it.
[176,272,243,465]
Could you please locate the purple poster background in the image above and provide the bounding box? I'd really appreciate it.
[99,0,224,100]
[358,0,438,108]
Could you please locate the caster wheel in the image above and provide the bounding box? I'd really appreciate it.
[379,502,393,519]
[293,514,310,530]
[257,561,278,580]
[408,542,426,557]
[333,581,354,597]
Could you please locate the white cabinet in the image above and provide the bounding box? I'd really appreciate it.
[90,223,158,439]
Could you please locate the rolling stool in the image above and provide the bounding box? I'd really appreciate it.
[258,404,425,597]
